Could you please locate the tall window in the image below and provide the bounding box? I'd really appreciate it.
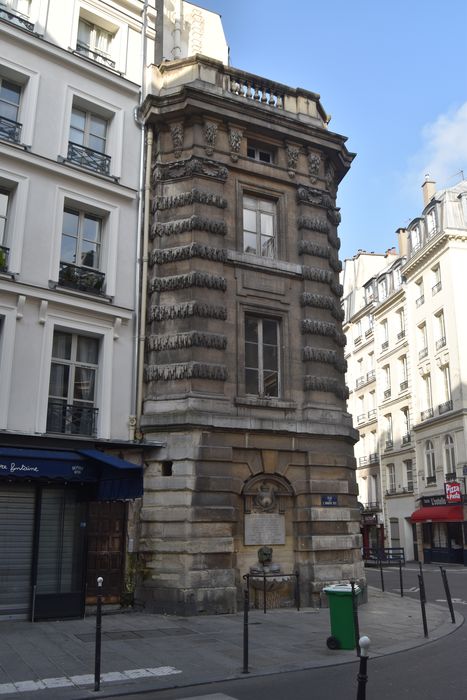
[384,414,393,447]
[435,311,446,349]
[411,225,421,251]
[0,190,10,271]
[421,373,433,416]
[381,319,388,350]
[387,464,396,493]
[401,407,410,438]
[47,331,99,436]
[68,107,110,175]
[382,364,391,397]
[77,18,114,67]
[404,459,413,491]
[432,264,441,294]
[59,209,105,294]
[245,316,280,397]
[439,365,452,413]
[243,196,276,258]
[425,440,436,481]
[418,322,428,358]
[378,277,388,301]
[399,355,408,389]
[415,278,424,306]
[397,308,405,339]
[426,210,437,238]
[0,77,22,143]
[444,435,456,474]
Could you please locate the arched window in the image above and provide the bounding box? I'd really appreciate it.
[444,435,456,474]
[425,440,436,481]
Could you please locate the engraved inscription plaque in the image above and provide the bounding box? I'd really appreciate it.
[244,513,285,545]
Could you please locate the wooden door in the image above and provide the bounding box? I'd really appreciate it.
[86,501,125,604]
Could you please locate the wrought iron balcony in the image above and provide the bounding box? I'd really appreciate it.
[362,501,381,513]
[47,400,98,437]
[415,294,425,307]
[418,347,428,360]
[358,456,369,466]
[421,408,434,421]
[357,413,366,425]
[384,388,391,399]
[356,375,366,388]
[385,439,394,450]
[385,488,396,496]
[426,475,437,485]
[381,340,389,351]
[0,245,9,272]
[75,41,116,69]
[397,330,406,340]
[365,327,373,338]
[402,433,411,445]
[432,281,442,295]
[445,472,456,482]
[67,141,111,175]
[400,380,408,391]
[438,400,453,415]
[367,409,377,420]
[0,6,34,31]
[435,337,446,350]
[367,370,376,382]
[369,452,379,465]
[354,335,362,346]
[0,115,22,143]
[59,261,105,295]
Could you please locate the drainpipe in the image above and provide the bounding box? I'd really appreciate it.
[135,127,153,436]
[172,0,182,59]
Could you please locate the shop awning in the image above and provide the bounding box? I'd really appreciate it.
[0,447,143,501]
[410,506,464,522]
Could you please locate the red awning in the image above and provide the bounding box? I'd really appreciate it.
[410,506,464,523]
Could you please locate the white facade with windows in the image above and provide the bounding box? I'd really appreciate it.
[344,178,467,565]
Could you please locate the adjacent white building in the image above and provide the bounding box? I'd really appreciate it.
[344,177,467,565]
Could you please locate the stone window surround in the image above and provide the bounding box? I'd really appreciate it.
[236,179,287,261]
[70,2,130,75]
[0,58,40,148]
[0,167,29,275]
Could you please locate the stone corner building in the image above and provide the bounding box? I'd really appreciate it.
[138,55,363,614]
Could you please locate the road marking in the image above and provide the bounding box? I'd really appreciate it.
[0,666,181,695]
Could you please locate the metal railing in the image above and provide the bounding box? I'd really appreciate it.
[418,347,428,360]
[356,375,366,388]
[369,452,379,464]
[400,380,408,391]
[363,547,405,566]
[365,327,373,337]
[357,413,366,424]
[426,475,437,485]
[367,370,376,382]
[362,502,381,512]
[381,340,389,351]
[432,281,442,295]
[59,261,105,295]
[47,400,98,437]
[435,337,446,350]
[439,400,453,414]
[397,330,406,340]
[445,472,456,482]
[385,439,393,449]
[421,408,434,421]
[354,335,362,346]
[0,6,34,31]
[67,141,111,175]
[367,409,377,420]
[402,432,411,445]
[0,115,22,143]
[75,41,116,69]
[384,388,391,399]
[415,294,425,307]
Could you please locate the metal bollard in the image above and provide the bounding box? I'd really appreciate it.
[440,567,456,623]
[418,573,428,638]
[242,587,249,674]
[379,558,385,592]
[356,636,370,700]
[94,576,103,692]
[399,560,404,597]
[350,579,361,656]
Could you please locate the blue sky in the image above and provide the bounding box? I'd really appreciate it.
[197,0,467,259]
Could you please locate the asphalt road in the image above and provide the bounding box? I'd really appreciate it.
[105,564,467,700]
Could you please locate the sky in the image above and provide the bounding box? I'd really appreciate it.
[196,0,467,260]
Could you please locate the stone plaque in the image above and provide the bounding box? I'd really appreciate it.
[244,513,285,545]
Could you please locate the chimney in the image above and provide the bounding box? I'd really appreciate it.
[397,228,409,257]
[422,174,436,206]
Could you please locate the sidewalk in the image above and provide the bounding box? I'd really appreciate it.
[0,586,462,699]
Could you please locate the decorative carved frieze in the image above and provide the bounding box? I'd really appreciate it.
[296,185,333,209]
[304,375,349,400]
[229,127,242,161]
[150,243,227,266]
[155,156,229,183]
[331,280,344,297]
[286,144,300,178]
[329,256,342,273]
[149,271,227,293]
[145,361,228,382]
[147,331,227,352]
[154,189,228,211]
[300,292,344,321]
[149,301,227,322]
[151,215,227,239]
[302,346,347,373]
[203,121,218,156]
[170,122,184,158]
[301,266,343,299]
[301,319,346,347]
[297,215,330,234]
[298,240,331,259]
[328,231,341,250]
[307,150,321,183]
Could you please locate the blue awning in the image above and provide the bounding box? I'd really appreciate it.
[0,447,143,500]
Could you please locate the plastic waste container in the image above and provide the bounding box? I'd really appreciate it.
[323,583,360,650]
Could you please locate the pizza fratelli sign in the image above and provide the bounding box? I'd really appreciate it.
[445,481,462,503]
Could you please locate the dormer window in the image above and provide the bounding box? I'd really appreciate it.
[411,225,421,252]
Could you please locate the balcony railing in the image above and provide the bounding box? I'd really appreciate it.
[439,400,453,415]
[400,380,408,391]
[385,439,394,449]
[426,475,437,485]
[0,115,22,143]
[356,376,366,388]
[47,400,98,437]
[369,452,379,465]
[418,347,428,360]
[415,294,425,307]
[67,141,111,175]
[59,262,105,295]
[0,6,34,31]
[365,327,374,338]
[381,340,389,351]
[367,370,376,382]
[354,335,362,346]
[227,67,285,108]
[357,413,366,425]
[397,330,406,340]
[362,501,381,512]
[421,408,434,421]
[368,409,377,420]
[358,456,369,466]
[435,337,446,350]
[402,433,411,445]
[432,281,442,295]
[445,472,456,482]
[75,41,116,69]
[0,245,10,272]
[386,488,396,496]
[384,388,391,399]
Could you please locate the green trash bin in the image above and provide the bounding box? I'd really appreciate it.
[323,583,360,650]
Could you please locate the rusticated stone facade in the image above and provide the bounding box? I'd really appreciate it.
[138,56,363,614]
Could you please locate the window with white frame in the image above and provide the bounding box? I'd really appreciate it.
[393,266,402,289]
[401,406,410,440]
[243,195,276,258]
[247,142,275,164]
[0,77,22,143]
[68,106,110,175]
[439,365,452,412]
[418,322,428,358]
[77,17,115,69]
[411,225,421,252]
[399,354,408,385]
[382,364,391,397]
[415,278,424,306]
[378,276,388,301]
[387,464,396,493]
[396,308,405,339]
[244,315,280,397]
[384,413,393,447]
[47,331,99,437]
[432,264,441,294]
[0,0,30,15]
[434,310,446,349]
[421,373,433,418]
[444,435,456,475]
[425,440,436,481]
[0,189,10,271]
[404,459,413,491]
[426,209,437,238]
[381,319,388,350]
[59,208,105,295]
